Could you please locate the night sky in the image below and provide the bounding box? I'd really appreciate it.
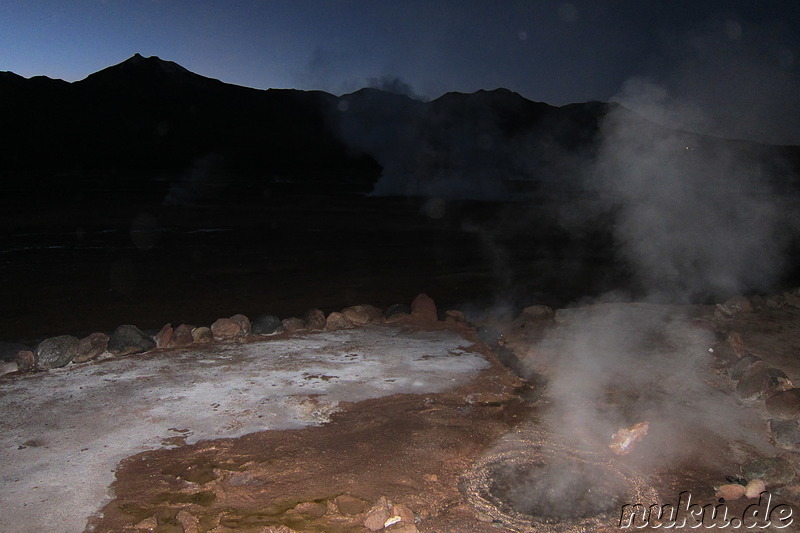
[2,1,800,143]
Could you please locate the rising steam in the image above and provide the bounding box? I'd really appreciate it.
[590,87,790,303]
[493,59,797,523]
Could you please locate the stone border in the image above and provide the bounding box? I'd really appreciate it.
[1,293,468,376]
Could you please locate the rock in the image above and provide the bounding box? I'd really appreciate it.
[171,324,194,347]
[444,310,466,324]
[16,350,35,372]
[73,332,110,363]
[0,361,18,376]
[385,523,419,533]
[726,295,754,313]
[342,305,383,326]
[766,388,800,420]
[36,335,80,369]
[230,314,251,335]
[288,500,327,520]
[191,326,213,344]
[745,479,767,498]
[411,293,437,322]
[715,295,754,318]
[727,331,746,358]
[742,457,796,486]
[390,502,415,524]
[252,314,284,335]
[334,494,368,515]
[715,484,745,501]
[175,510,199,533]
[132,515,158,531]
[153,324,173,349]
[385,303,411,320]
[282,317,306,332]
[736,365,792,400]
[324,312,354,331]
[303,308,327,330]
[769,419,800,450]
[364,496,391,531]
[108,325,156,355]
[729,354,761,380]
[211,317,242,340]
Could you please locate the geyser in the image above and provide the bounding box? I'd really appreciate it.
[461,443,657,533]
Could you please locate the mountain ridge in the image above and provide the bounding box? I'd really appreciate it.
[1,54,798,204]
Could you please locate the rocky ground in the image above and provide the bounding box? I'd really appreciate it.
[4,290,800,532]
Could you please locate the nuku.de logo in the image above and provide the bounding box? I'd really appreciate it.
[618,491,793,529]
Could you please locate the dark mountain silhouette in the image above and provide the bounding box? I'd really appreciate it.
[0,54,380,205]
[1,54,798,206]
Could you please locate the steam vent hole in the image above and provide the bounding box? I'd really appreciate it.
[490,460,627,519]
[462,447,649,532]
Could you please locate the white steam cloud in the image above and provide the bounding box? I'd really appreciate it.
[589,90,790,303]
[495,18,800,517]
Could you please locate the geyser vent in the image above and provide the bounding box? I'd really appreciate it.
[461,443,657,532]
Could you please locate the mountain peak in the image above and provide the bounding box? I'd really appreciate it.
[118,53,192,76]
[78,53,213,89]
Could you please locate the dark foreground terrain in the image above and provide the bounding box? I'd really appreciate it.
[0,192,624,346]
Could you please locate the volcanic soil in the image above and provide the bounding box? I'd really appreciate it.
[83,296,800,533]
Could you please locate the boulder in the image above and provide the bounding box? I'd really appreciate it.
[766,388,800,420]
[0,361,18,376]
[16,350,35,372]
[444,309,467,324]
[729,354,761,380]
[727,331,746,358]
[175,510,199,533]
[252,314,284,335]
[334,494,368,515]
[741,457,796,487]
[211,317,242,340]
[736,365,792,400]
[153,323,173,349]
[390,502,415,524]
[36,335,80,369]
[411,293,437,322]
[324,312,354,331]
[282,317,306,332]
[171,324,194,347]
[342,305,383,326]
[191,326,213,344]
[73,332,110,363]
[745,479,767,498]
[230,314,252,335]
[107,325,156,355]
[304,308,327,330]
[768,419,800,451]
[364,496,391,531]
[715,295,754,318]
